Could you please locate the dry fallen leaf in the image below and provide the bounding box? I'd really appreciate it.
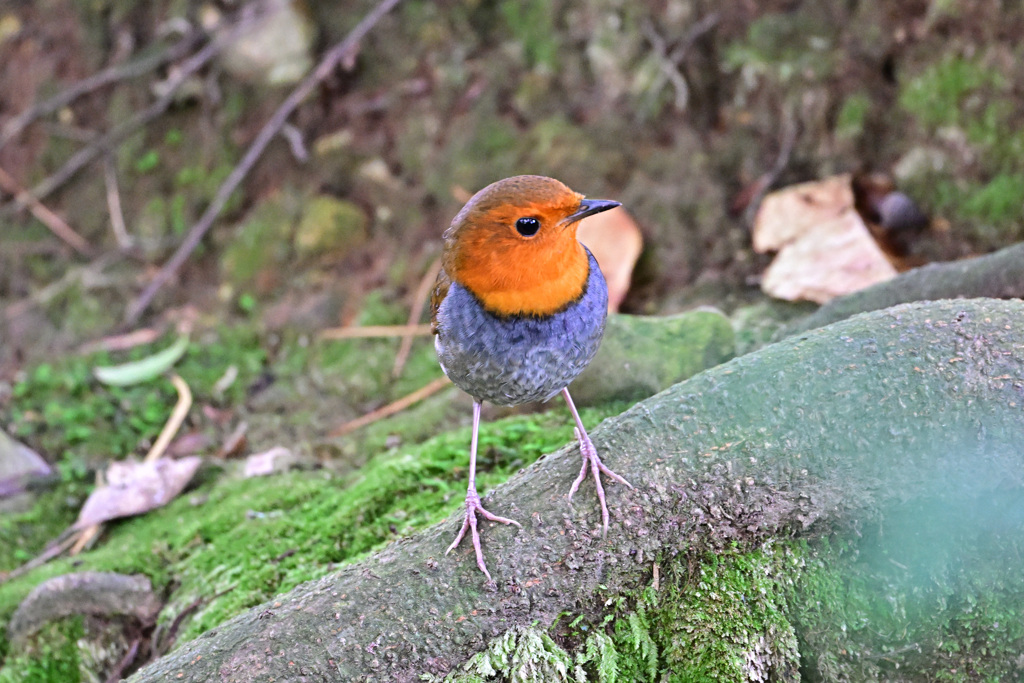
[73,457,201,529]
[578,207,643,312]
[244,447,295,478]
[218,421,249,459]
[753,174,896,303]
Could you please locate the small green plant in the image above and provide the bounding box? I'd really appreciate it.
[237,292,257,314]
[5,328,268,481]
[835,92,871,140]
[449,625,579,682]
[960,173,1024,227]
[499,0,559,70]
[134,149,161,173]
[899,55,1002,130]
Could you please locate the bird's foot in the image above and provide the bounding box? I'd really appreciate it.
[446,488,521,581]
[567,428,633,535]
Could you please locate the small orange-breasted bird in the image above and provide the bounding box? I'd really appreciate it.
[431,175,632,580]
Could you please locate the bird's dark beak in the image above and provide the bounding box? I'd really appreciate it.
[561,198,621,226]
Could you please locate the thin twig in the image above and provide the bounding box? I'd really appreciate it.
[104,637,141,683]
[70,469,107,557]
[71,373,192,557]
[329,375,451,438]
[392,256,441,378]
[641,13,720,113]
[69,522,102,556]
[145,373,193,463]
[126,0,405,324]
[641,18,690,111]
[742,105,799,227]
[0,165,93,256]
[0,14,257,217]
[149,584,235,660]
[4,252,122,320]
[670,13,720,63]
[319,323,433,340]
[77,328,161,355]
[104,155,133,249]
[0,30,203,151]
[0,530,80,584]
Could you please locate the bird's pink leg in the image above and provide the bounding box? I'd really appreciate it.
[446,400,520,580]
[563,388,633,535]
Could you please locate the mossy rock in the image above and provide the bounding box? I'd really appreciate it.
[221,194,298,293]
[571,310,735,405]
[293,195,369,260]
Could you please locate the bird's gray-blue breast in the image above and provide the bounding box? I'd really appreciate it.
[435,249,608,406]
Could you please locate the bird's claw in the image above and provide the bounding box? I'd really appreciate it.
[446,489,520,580]
[567,427,633,535]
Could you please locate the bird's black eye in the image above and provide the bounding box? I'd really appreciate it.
[515,217,540,237]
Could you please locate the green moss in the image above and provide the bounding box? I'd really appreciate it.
[897,52,1024,246]
[0,617,84,683]
[41,280,122,343]
[4,328,268,478]
[602,545,800,682]
[0,400,626,652]
[499,0,559,71]
[447,543,801,682]
[899,55,1002,131]
[960,173,1024,227]
[220,195,298,290]
[293,196,369,259]
[0,484,86,572]
[835,92,871,140]
[571,311,736,405]
[724,12,837,84]
[921,173,1024,247]
[454,520,1023,681]
[162,403,624,642]
[790,493,1024,680]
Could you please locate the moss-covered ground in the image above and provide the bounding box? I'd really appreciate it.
[0,316,630,676]
[5,299,1024,680]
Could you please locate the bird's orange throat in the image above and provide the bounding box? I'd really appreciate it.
[449,231,590,317]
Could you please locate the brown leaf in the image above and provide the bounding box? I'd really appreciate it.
[218,421,249,459]
[578,207,643,312]
[167,431,212,458]
[753,175,896,303]
[73,457,201,529]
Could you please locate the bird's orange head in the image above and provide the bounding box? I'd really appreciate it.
[440,175,620,317]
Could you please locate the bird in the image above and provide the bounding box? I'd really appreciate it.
[431,174,633,581]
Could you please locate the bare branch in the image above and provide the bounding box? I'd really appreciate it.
[0,29,203,152]
[0,9,269,219]
[392,255,441,378]
[104,155,133,250]
[328,375,450,437]
[0,165,93,256]
[126,0,405,324]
